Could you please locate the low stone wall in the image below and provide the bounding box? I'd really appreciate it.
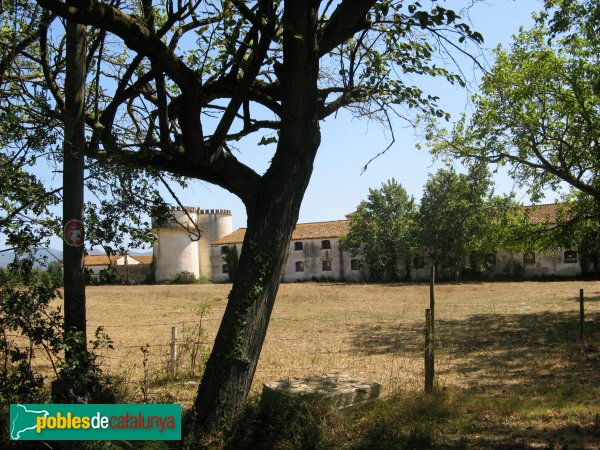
[115,264,151,284]
[263,373,381,408]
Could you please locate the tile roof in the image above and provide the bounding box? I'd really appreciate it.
[523,203,566,224]
[213,228,248,245]
[130,255,153,265]
[213,220,350,245]
[213,204,566,246]
[84,254,119,266]
[83,254,153,266]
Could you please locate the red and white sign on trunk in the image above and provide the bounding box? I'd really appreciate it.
[63,219,84,247]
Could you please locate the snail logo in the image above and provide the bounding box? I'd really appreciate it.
[64,220,84,247]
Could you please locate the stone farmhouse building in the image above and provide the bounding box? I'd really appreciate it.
[210,219,368,283]
[82,254,152,283]
[144,203,590,283]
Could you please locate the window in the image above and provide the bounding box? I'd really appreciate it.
[351,259,361,271]
[220,246,229,255]
[413,256,425,269]
[294,242,303,251]
[222,264,229,273]
[321,240,331,250]
[322,260,332,271]
[295,261,305,272]
[564,250,578,263]
[486,253,497,267]
[523,252,535,265]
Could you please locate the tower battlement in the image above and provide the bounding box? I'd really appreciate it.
[152,205,233,281]
[167,206,231,215]
[152,207,232,229]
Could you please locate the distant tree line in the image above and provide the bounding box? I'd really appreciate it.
[344,0,600,282]
[0,259,63,287]
[420,0,600,278]
[340,165,593,282]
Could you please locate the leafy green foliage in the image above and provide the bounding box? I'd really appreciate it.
[418,165,504,280]
[52,326,117,404]
[424,1,600,275]
[341,179,417,281]
[45,260,63,286]
[0,258,62,403]
[0,153,60,255]
[0,5,177,258]
[169,271,198,285]
[427,4,600,213]
[98,264,119,285]
[343,171,546,281]
[224,245,240,282]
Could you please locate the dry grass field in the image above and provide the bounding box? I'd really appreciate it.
[81,280,600,448]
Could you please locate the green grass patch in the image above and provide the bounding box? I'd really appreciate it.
[226,390,459,450]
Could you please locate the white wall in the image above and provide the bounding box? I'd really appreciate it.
[282,238,366,282]
[210,238,367,283]
[197,212,232,280]
[211,243,242,283]
[153,228,200,282]
[410,248,583,280]
[490,249,581,278]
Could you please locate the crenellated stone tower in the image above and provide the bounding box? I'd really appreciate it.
[152,206,232,282]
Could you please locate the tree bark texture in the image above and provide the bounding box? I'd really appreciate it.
[63,20,87,354]
[193,0,321,433]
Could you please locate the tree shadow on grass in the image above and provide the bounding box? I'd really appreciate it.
[568,294,600,302]
[348,311,600,447]
[350,310,600,376]
[446,419,600,450]
[435,311,600,393]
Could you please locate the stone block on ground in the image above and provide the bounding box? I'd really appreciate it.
[262,372,381,408]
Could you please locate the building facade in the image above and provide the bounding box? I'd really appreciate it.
[82,254,152,283]
[151,207,233,282]
[149,204,591,283]
[210,220,369,283]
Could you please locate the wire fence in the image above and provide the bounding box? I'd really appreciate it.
[5,283,600,403]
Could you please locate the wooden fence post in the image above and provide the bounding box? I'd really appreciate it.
[425,309,434,393]
[424,265,436,393]
[170,326,177,379]
[580,288,585,344]
[430,265,435,334]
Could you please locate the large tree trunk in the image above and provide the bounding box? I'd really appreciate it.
[53,20,89,403]
[62,20,87,356]
[193,0,321,433]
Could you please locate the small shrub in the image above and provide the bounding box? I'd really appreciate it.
[0,259,62,404]
[52,326,120,404]
[225,390,456,450]
[224,246,239,281]
[227,393,342,450]
[178,299,212,379]
[98,264,119,285]
[168,272,211,285]
[170,271,197,284]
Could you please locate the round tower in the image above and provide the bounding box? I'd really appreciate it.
[196,209,233,280]
[152,207,232,282]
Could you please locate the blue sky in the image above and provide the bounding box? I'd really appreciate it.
[162,0,548,234]
[29,0,549,251]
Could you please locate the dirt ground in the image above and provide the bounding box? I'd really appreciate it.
[75,280,600,448]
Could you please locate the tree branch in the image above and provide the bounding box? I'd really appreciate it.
[318,0,375,56]
[36,0,197,89]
